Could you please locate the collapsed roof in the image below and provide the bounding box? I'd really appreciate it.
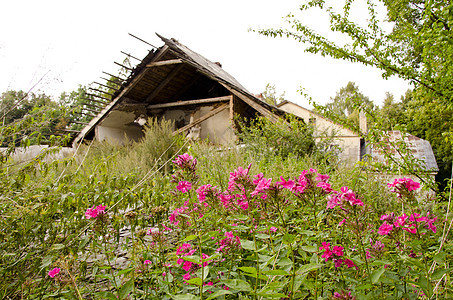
[72,34,286,146]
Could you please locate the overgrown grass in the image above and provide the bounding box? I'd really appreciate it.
[0,118,451,299]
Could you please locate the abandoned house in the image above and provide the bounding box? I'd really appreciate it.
[277,100,366,164]
[72,34,286,147]
[277,100,439,178]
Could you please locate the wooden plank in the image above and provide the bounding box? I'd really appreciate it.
[82,102,105,110]
[172,103,229,136]
[145,64,184,103]
[73,45,170,146]
[146,59,183,68]
[229,95,234,121]
[147,96,231,109]
[220,83,280,123]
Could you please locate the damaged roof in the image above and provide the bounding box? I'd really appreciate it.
[72,33,285,145]
[370,130,439,173]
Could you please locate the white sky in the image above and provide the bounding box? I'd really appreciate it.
[0,0,410,108]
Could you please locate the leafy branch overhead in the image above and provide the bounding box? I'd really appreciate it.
[257,0,453,103]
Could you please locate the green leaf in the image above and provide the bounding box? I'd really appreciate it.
[40,256,53,269]
[206,289,233,299]
[263,269,290,275]
[432,267,453,280]
[185,277,202,286]
[296,263,322,275]
[300,245,317,253]
[222,279,252,291]
[183,255,201,264]
[371,266,386,284]
[172,294,198,300]
[118,279,134,300]
[52,244,65,251]
[433,252,447,264]
[256,233,270,239]
[238,266,257,274]
[282,233,296,244]
[182,235,197,242]
[202,266,210,280]
[241,239,256,251]
[116,268,134,276]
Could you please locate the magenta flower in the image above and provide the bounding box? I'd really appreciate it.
[144,260,151,265]
[48,267,60,278]
[176,181,192,193]
[173,153,195,167]
[378,221,393,235]
[332,246,344,257]
[183,273,191,280]
[270,226,278,232]
[276,176,295,189]
[85,205,106,219]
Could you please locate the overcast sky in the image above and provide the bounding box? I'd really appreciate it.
[0,0,410,108]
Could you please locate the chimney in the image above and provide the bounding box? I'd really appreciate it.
[359,112,367,135]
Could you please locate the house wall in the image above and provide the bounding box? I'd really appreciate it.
[190,105,235,145]
[278,102,361,164]
[96,110,144,144]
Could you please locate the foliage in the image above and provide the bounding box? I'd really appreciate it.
[236,115,326,163]
[259,83,286,106]
[378,89,453,186]
[320,81,375,127]
[257,0,453,104]
[0,90,68,148]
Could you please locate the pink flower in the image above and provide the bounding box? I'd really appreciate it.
[252,177,272,196]
[276,176,295,189]
[173,153,196,167]
[332,246,344,257]
[177,181,192,193]
[378,221,393,235]
[270,227,278,232]
[144,260,151,265]
[48,267,60,278]
[183,273,191,280]
[343,259,358,270]
[338,218,347,226]
[85,205,106,219]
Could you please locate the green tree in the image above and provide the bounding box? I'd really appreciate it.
[259,83,286,106]
[0,90,66,146]
[322,81,375,126]
[258,0,453,104]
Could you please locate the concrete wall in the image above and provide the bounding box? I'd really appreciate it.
[278,101,362,164]
[95,105,235,146]
[190,106,235,145]
[96,110,145,144]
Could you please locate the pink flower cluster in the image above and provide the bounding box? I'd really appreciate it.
[228,165,252,191]
[276,169,333,195]
[333,290,356,300]
[326,186,364,209]
[48,267,60,278]
[173,153,197,168]
[216,231,240,253]
[176,243,210,280]
[176,181,192,193]
[378,212,437,235]
[319,242,357,269]
[388,178,421,197]
[85,205,106,219]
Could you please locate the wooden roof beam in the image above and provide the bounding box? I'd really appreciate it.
[146,58,183,68]
[147,95,231,109]
[145,64,184,103]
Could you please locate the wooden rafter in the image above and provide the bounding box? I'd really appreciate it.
[146,59,183,68]
[145,64,184,103]
[147,96,231,109]
[73,45,170,146]
[173,103,229,136]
